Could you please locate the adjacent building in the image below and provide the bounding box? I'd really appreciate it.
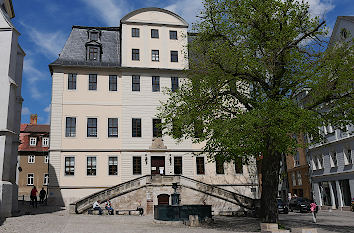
[48,8,259,213]
[308,16,354,210]
[18,114,49,198]
[286,135,311,200]
[0,0,25,216]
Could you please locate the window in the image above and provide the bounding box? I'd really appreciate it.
[45,155,49,164]
[317,155,323,169]
[152,50,159,61]
[88,46,99,60]
[151,29,159,38]
[28,155,35,164]
[68,73,77,90]
[312,156,317,170]
[172,119,183,138]
[215,159,224,174]
[196,157,205,175]
[330,152,337,167]
[171,77,179,92]
[235,157,243,174]
[170,30,177,40]
[153,119,162,138]
[344,149,352,165]
[108,157,118,175]
[108,118,118,137]
[89,74,97,90]
[133,156,142,175]
[152,76,160,92]
[65,157,75,175]
[65,117,76,137]
[43,174,49,185]
[27,174,34,185]
[296,171,302,186]
[87,157,97,176]
[132,75,140,91]
[30,137,37,146]
[340,28,348,39]
[294,152,300,167]
[42,137,49,147]
[174,157,182,174]
[132,28,140,37]
[132,118,141,137]
[292,172,296,186]
[170,51,178,62]
[87,118,97,137]
[132,49,140,60]
[109,75,117,91]
[90,32,99,41]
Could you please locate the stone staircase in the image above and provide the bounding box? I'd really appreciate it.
[70,175,259,214]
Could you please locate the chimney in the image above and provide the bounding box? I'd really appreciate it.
[30,114,37,125]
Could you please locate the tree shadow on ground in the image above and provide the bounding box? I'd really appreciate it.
[202,216,261,232]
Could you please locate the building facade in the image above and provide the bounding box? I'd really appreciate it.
[48,8,259,213]
[308,16,354,210]
[286,138,311,200]
[0,0,25,216]
[18,114,49,198]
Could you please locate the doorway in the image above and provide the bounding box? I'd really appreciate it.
[157,194,169,205]
[151,156,165,175]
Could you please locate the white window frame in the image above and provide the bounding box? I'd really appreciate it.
[296,171,302,186]
[330,152,337,168]
[317,155,323,169]
[344,148,352,165]
[43,173,49,185]
[293,152,300,167]
[44,155,49,164]
[29,137,37,146]
[28,155,35,164]
[27,173,34,186]
[292,172,296,186]
[311,156,317,170]
[42,137,49,147]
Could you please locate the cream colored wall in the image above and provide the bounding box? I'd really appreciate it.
[126,11,186,25]
[121,24,188,69]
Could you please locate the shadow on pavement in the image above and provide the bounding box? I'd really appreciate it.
[202,216,261,232]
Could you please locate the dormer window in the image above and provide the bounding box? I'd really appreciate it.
[90,32,99,41]
[340,28,348,40]
[88,46,99,61]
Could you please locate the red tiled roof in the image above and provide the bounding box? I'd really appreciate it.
[22,124,50,133]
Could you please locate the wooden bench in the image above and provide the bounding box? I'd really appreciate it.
[116,208,143,216]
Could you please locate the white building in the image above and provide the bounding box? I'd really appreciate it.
[0,0,25,217]
[308,16,354,210]
[48,8,258,214]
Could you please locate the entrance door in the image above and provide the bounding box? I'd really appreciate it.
[157,194,169,205]
[151,156,165,175]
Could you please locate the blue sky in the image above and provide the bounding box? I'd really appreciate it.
[11,0,354,124]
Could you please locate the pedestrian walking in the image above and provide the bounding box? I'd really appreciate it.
[30,186,38,208]
[310,200,317,223]
[39,187,46,204]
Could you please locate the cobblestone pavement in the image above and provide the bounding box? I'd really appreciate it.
[1,205,353,233]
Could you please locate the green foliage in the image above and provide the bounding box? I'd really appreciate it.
[158,0,353,162]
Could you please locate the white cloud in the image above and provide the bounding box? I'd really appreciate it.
[165,0,203,26]
[306,0,334,18]
[44,104,51,113]
[23,58,47,99]
[79,0,132,26]
[22,107,30,115]
[20,23,66,59]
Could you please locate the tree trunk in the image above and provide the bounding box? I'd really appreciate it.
[260,144,282,223]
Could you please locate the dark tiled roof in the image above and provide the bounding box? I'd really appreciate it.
[49,26,120,70]
[22,124,50,133]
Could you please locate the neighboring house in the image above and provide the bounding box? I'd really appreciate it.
[18,114,49,199]
[286,134,311,200]
[308,16,354,210]
[48,8,259,214]
[0,0,25,217]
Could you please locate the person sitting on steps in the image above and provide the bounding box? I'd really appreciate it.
[93,200,103,215]
[105,200,114,215]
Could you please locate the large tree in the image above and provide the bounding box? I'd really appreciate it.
[158,0,353,222]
